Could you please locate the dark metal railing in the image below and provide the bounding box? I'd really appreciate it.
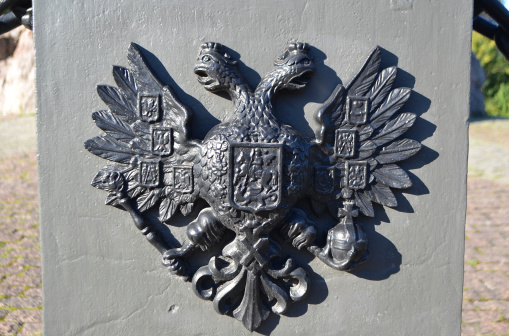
[474,0,509,60]
[0,0,32,35]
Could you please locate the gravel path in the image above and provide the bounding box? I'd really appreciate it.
[0,116,508,335]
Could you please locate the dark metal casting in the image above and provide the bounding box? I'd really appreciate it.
[474,0,509,60]
[85,42,421,331]
[0,0,32,35]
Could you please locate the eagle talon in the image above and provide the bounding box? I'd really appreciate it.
[282,208,317,250]
[292,226,317,250]
[162,255,187,278]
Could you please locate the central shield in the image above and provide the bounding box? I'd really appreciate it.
[229,142,283,212]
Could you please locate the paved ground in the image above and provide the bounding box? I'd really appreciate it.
[0,149,41,335]
[0,116,508,335]
[462,177,509,335]
[0,116,36,158]
[462,119,509,336]
[0,115,40,335]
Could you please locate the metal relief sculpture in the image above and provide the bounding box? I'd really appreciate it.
[85,42,421,331]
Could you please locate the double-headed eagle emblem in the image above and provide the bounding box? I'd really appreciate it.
[85,42,421,331]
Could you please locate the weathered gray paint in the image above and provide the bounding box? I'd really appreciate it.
[34,1,470,335]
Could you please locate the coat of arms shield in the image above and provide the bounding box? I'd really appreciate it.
[229,142,283,212]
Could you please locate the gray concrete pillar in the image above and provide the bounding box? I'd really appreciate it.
[35,1,471,335]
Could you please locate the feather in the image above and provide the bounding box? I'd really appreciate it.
[127,44,193,145]
[180,203,194,216]
[94,164,128,177]
[314,84,345,146]
[159,197,178,222]
[127,185,144,199]
[346,47,381,97]
[358,140,376,160]
[368,66,397,111]
[127,43,163,94]
[129,137,151,153]
[371,113,417,147]
[372,164,412,189]
[137,189,160,212]
[162,85,192,141]
[367,158,378,171]
[92,110,136,142]
[355,191,375,217]
[357,124,373,141]
[376,138,421,164]
[366,182,397,207]
[332,106,346,129]
[97,85,137,123]
[132,120,151,135]
[84,136,138,164]
[105,193,120,206]
[124,168,138,182]
[370,88,412,130]
[112,66,138,107]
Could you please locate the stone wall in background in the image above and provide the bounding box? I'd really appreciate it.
[0,26,34,118]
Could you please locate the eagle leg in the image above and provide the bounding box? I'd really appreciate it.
[279,208,317,250]
[162,207,225,277]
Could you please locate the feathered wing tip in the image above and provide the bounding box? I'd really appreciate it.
[357,89,419,214]
[346,46,382,96]
[313,47,381,154]
[85,45,156,201]
[313,84,345,150]
[127,43,165,93]
[85,43,199,222]
[349,49,420,216]
[312,46,422,217]
[129,43,192,142]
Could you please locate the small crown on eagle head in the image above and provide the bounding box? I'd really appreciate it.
[288,42,310,54]
[198,42,236,65]
[200,42,223,53]
[274,42,311,65]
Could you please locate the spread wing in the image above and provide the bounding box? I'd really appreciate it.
[85,43,201,222]
[311,46,420,217]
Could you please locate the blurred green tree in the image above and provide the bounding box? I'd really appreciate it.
[472,31,509,117]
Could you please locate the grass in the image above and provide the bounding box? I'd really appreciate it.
[467,259,480,267]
